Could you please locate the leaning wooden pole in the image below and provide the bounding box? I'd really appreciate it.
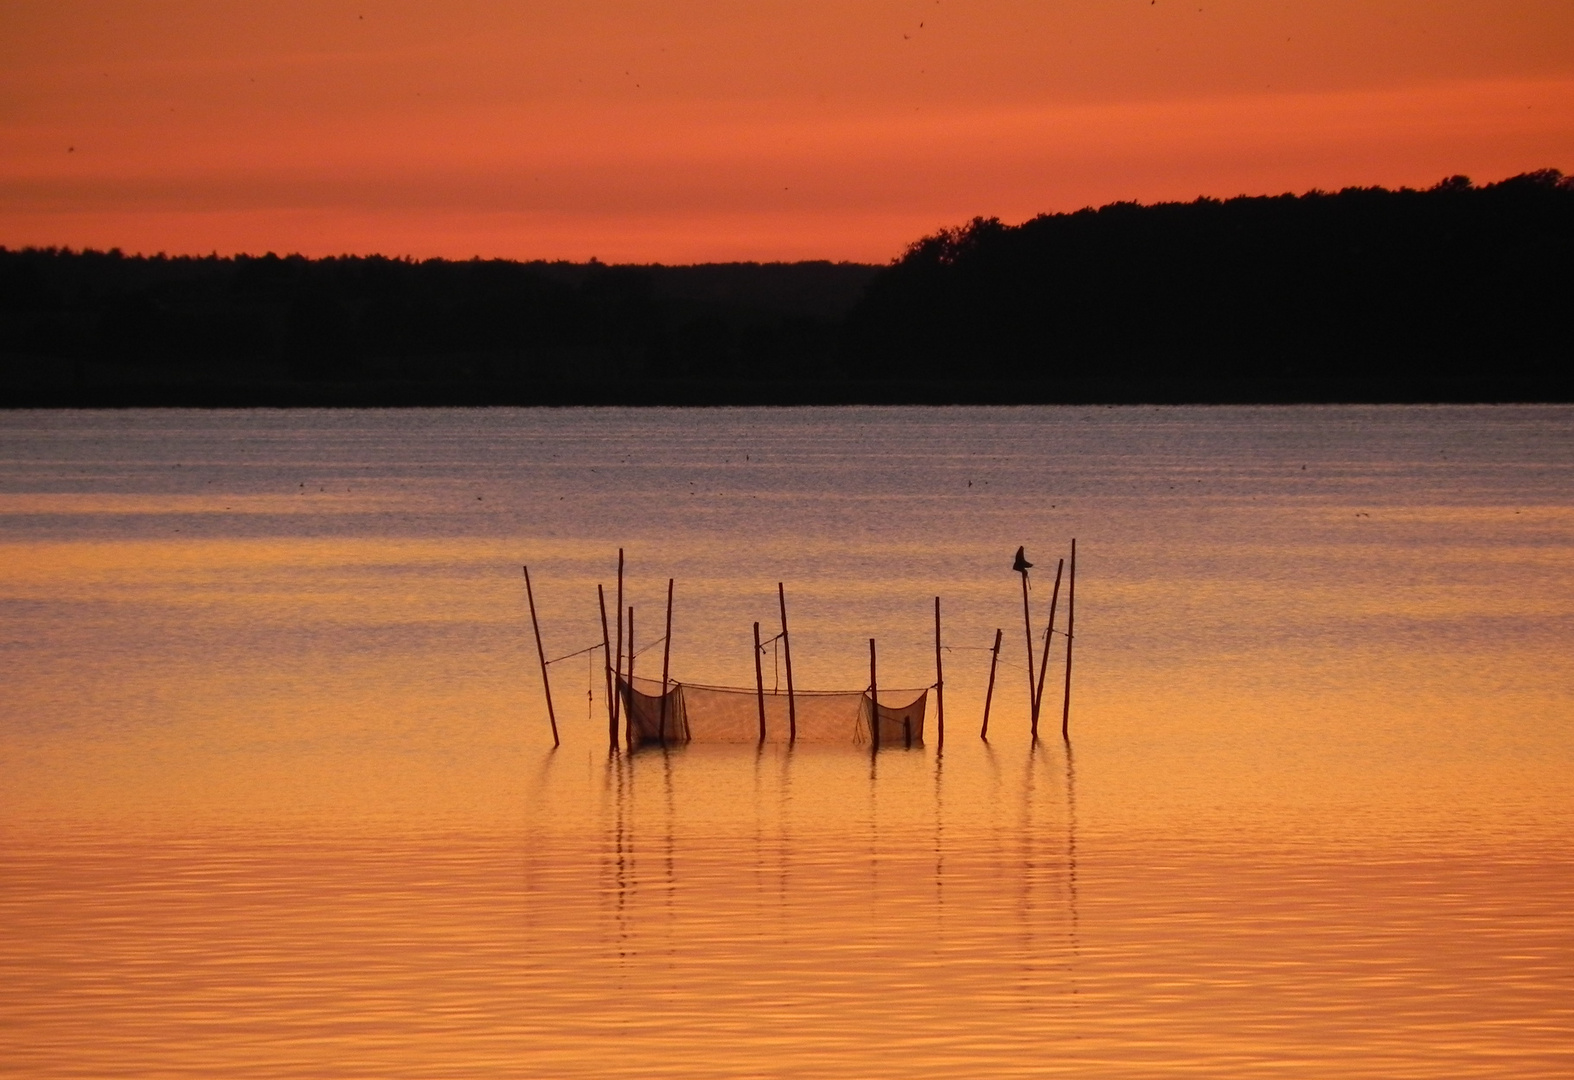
[659,578,674,744]
[869,637,880,753]
[1020,565,1038,732]
[1061,538,1077,743]
[753,621,767,744]
[778,583,797,744]
[598,584,616,752]
[522,565,559,747]
[612,549,624,732]
[933,596,945,752]
[980,628,1003,739]
[1031,559,1065,741]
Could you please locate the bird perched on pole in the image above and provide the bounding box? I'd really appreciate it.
[1012,545,1033,578]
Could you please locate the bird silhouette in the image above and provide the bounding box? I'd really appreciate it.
[1012,546,1033,574]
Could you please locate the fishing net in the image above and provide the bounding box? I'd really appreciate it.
[618,674,927,748]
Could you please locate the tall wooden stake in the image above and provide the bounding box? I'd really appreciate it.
[522,565,559,747]
[625,605,635,749]
[598,584,616,752]
[778,583,797,744]
[1020,562,1038,732]
[933,596,945,751]
[868,637,880,752]
[659,578,674,744]
[1031,559,1064,741]
[1061,538,1077,743]
[753,621,767,744]
[980,628,1002,739]
[612,549,624,732]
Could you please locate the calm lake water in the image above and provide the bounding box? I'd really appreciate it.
[2,406,1572,1078]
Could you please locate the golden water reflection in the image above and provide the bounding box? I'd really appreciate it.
[2,406,1572,1076]
[4,742,1571,1078]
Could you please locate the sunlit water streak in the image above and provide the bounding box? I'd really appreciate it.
[1,406,1571,1077]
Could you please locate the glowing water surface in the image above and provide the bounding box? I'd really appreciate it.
[2,406,1571,1077]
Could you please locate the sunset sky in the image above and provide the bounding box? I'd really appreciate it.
[2,1,1571,263]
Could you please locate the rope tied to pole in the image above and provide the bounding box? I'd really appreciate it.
[633,634,668,661]
[545,641,606,666]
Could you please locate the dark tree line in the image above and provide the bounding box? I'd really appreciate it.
[0,253,876,403]
[2,169,1570,404]
[841,169,1574,401]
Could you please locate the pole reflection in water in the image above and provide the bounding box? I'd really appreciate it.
[751,742,765,921]
[608,750,634,970]
[776,742,793,926]
[933,749,945,929]
[1017,739,1043,997]
[589,741,1091,1030]
[867,746,880,912]
[1064,741,1080,1004]
[661,747,677,924]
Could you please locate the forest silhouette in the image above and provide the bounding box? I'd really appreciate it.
[3,170,1570,405]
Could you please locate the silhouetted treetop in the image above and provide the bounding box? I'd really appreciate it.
[842,170,1573,396]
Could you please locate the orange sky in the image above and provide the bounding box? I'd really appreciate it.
[2,0,1571,263]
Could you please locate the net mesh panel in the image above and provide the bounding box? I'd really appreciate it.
[620,676,690,746]
[859,691,928,748]
[619,675,927,747]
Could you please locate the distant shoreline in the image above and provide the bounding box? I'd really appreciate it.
[5,376,1566,408]
[5,170,1570,407]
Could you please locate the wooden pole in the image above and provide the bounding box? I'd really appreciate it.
[625,605,635,749]
[598,584,616,752]
[753,621,767,743]
[980,628,1002,739]
[1031,559,1064,741]
[612,549,624,732]
[1020,565,1038,733]
[522,566,559,747]
[933,596,945,752]
[1061,539,1076,742]
[869,637,880,752]
[659,578,674,744]
[778,583,797,744]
